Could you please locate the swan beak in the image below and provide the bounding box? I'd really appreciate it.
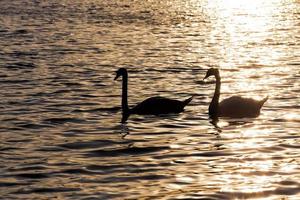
[203,74,209,80]
[114,73,120,80]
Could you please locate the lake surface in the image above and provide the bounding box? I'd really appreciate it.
[0,0,299,199]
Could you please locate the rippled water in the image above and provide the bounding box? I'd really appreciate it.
[0,0,299,199]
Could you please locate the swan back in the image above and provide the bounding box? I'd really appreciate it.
[131,96,192,115]
[218,96,267,118]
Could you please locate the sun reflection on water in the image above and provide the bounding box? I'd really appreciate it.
[193,0,296,195]
[220,159,277,193]
[203,0,290,70]
[1,0,299,199]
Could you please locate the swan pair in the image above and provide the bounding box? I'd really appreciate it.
[114,68,268,123]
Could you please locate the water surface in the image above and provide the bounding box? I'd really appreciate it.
[0,0,300,199]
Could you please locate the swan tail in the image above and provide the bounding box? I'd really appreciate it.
[183,96,193,107]
[259,96,268,108]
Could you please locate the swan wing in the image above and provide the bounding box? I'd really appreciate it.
[219,96,263,117]
[131,96,186,115]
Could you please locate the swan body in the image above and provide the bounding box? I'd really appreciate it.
[115,68,192,123]
[131,96,192,115]
[204,68,268,118]
[218,95,268,118]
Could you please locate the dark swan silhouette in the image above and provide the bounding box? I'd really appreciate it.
[204,68,268,118]
[114,68,193,123]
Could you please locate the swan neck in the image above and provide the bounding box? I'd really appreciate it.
[209,74,221,116]
[121,72,129,114]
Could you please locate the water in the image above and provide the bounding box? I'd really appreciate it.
[0,0,299,199]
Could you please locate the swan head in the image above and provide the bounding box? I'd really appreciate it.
[114,68,127,80]
[204,68,219,80]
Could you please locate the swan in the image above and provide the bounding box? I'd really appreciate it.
[203,68,268,118]
[114,68,193,123]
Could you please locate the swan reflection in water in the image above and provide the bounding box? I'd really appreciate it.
[210,117,257,134]
[118,123,130,139]
[114,68,193,123]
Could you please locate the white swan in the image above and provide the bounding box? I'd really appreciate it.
[204,68,268,118]
[115,68,193,123]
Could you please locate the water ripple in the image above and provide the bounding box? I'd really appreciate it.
[0,0,299,199]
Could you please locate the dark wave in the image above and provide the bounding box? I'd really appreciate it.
[42,117,85,125]
[86,146,170,157]
[72,106,120,113]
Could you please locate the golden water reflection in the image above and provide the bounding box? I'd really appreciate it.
[203,0,297,69]
[188,0,299,196]
[1,0,299,199]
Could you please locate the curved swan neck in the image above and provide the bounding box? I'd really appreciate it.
[209,73,221,116]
